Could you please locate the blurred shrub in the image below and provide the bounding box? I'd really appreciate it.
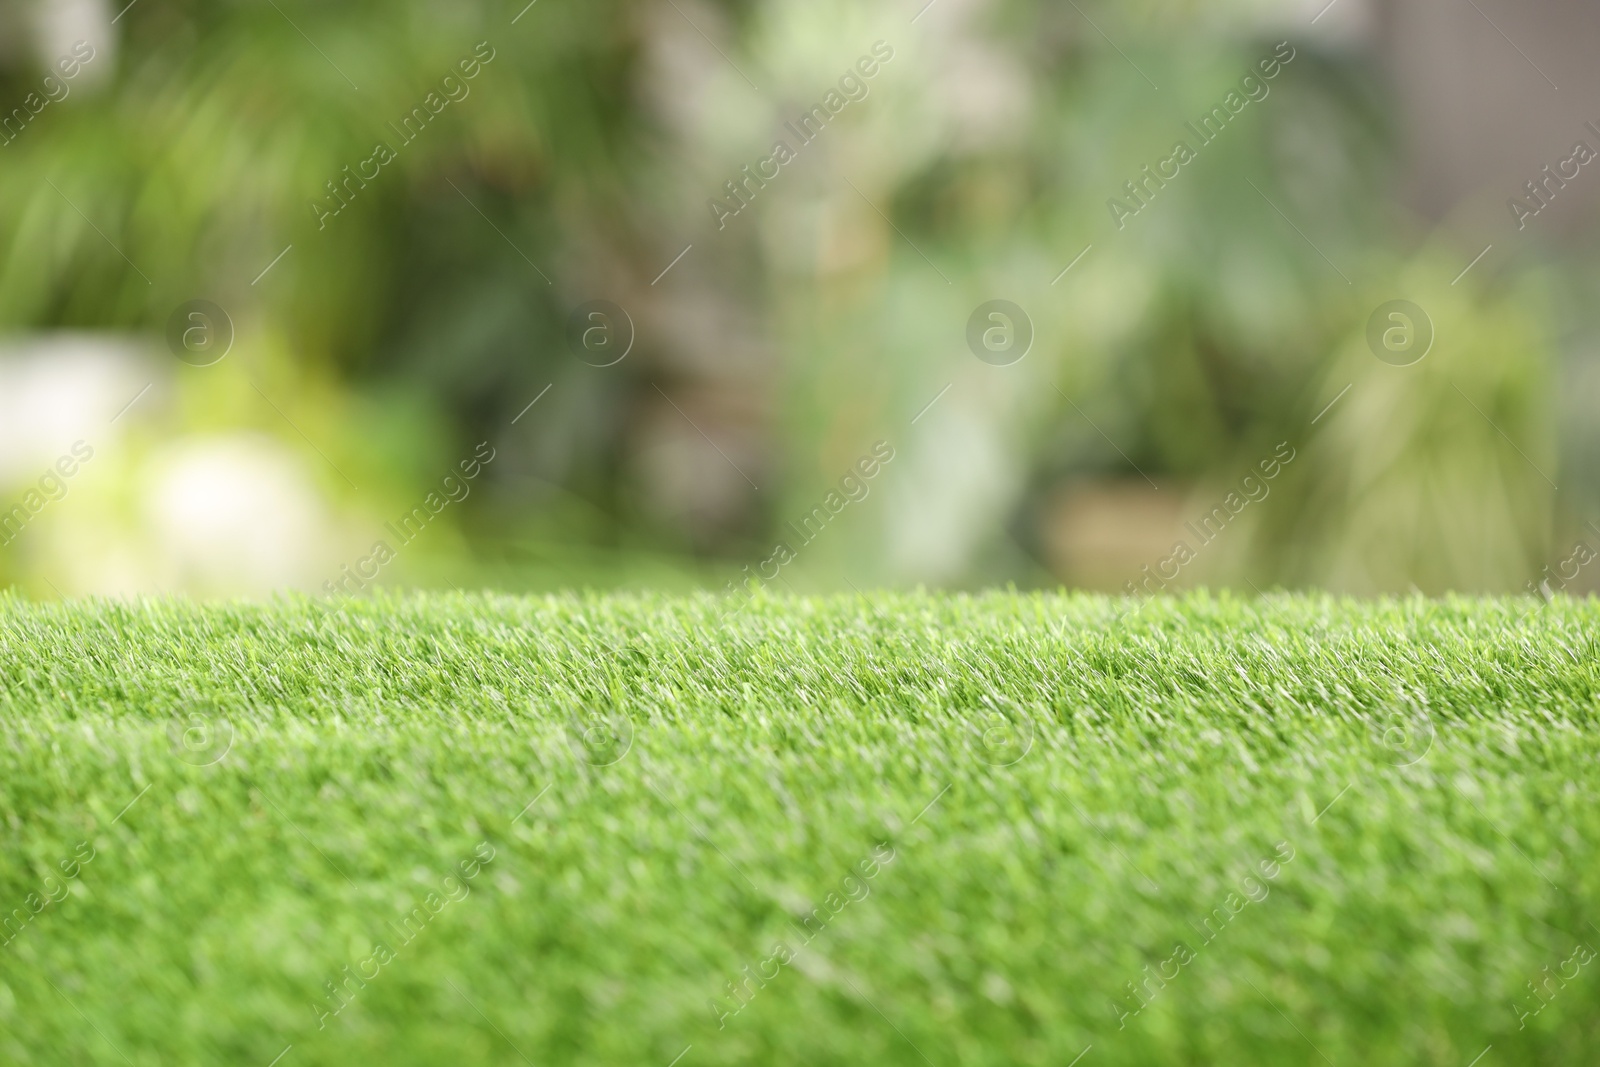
[0,0,1566,595]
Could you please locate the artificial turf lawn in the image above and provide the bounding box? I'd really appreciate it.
[1,590,1598,1066]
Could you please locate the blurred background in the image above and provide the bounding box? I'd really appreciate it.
[0,0,1595,599]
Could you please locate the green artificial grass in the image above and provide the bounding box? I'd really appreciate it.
[2,589,1599,1066]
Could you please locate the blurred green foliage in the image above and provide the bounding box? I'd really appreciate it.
[0,0,1566,596]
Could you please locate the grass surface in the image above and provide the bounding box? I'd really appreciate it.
[2,590,1599,1065]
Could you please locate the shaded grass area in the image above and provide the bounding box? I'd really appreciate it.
[1,589,1598,1065]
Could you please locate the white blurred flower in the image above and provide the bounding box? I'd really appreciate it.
[32,0,114,88]
[0,333,152,485]
[141,434,333,594]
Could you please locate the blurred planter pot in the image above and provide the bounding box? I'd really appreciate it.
[1042,481,1187,592]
